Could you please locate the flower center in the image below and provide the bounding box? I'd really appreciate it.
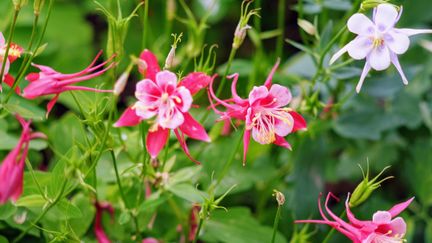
[249,108,293,144]
[372,37,384,48]
[161,93,170,103]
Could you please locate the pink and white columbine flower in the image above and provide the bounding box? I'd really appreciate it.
[209,59,307,164]
[0,32,23,92]
[295,192,414,243]
[114,49,212,163]
[0,115,45,204]
[22,51,115,116]
[330,4,432,93]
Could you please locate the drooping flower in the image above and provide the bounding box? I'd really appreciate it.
[22,51,115,116]
[0,115,45,204]
[114,49,212,163]
[208,59,307,164]
[295,192,414,243]
[0,32,23,92]
[330,4,432,93]
[94,201,114,243]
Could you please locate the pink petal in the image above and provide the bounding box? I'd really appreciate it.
[114,107,142,127]
[155,71,177,92]
[173,129,201,164]
[135,79,161,104]
[139,49,160,80]
[146,126,169,158]
[228,73,247,103]
[388,217,407,236]
[134,101,158,120]
[269,84,292,107]
[178,72,211,95]
[274,135,292,150]
[4,74,20,94]
[179,112,210,142]
[385,31,410,55]
[175,86,192,113]
[344,196,366,227]
[264,59,280,89]
[248,86,269,106]
[242,129,251,165]
[46,94,59,118]
[347,37,373,60]
[372,211,392,224]
[388,197,414,218]
[157,106,184,129]
[0,32,4,46]
[390,52,408,85]
[367,46,391,71]
[347,13,375,35]
[274,114,294,137]
[290,111,307,132]
[396,28,432,37]
[356,62,371,93]
[373,4,399,31]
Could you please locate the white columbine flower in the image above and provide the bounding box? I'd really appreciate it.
[330,4,432,93]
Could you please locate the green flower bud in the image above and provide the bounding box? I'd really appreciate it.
[33,0,45,15]
[360,0,397,12]
[349,164,394,207]
[12,0,28,10]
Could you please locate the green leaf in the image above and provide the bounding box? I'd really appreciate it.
[202,207,287,243]
[167,183,207,203]
[0,235,8,243]
[16,194,46,208]
[0,202,17,220]
[118,212,131,225]
[68,193,95,237]
[138,193,168,213]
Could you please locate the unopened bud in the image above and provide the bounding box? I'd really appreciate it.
[33,0,45,15]
[360,0,394,11]
[349,164,393,207]
[232,1,260,49]
[135,59,148,75]
[233,24,251,49]
[164,33,182,69]
[273,190,285,206]
[113,72,129,96]
[166,0,176,21]
[297,19,316,36]
[12,0,28,10]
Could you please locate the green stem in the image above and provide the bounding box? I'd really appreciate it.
[253,0,262,33]
[24,158,47,200]
[192,218,204,243]
[216,47,237,97]
[142,0,149,49]
[0,9,19,87]
[216,132,243,186]
[275,0,286,59]
[271,205,282,243]
[13,180,68,243]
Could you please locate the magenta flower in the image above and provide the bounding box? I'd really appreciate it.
[22,51,115,116]
[295,193,414,243]
[94,201,114,243]
[0,32,23,93]
[330,4,432,93]
[209,60,307,164]
[0,115,45,204]
[114,49,211,163]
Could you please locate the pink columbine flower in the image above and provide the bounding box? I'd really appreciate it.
[0,115,46,204]
[114,49,212,163]
[22,51,115,116]
[94,201,115,243]
[330,4,432,93]
[295,192,414,243]
[209,59,307,164]
[0,32,23,93]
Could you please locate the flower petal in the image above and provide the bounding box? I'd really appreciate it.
[264,59,280,89]
[347,13,375,35]
[390,52,408,85]
[274,113,294,137]
[243,129,251,165]
[179,112,210,142]
[146,126,169,158]
[156,70,177,93]
[139,49,160,80]
[269,84,292,107]
[388,217,407,236]
[174,129,201,164]
[135,79,161,104]
[385,31,410,54]
[178,72,211,95]
[134,101,158,120]
[248,86,269,105]
[368,46,391,71]
[347,37,373,60]
[372,211,392,224]
[46,94,59,118]
[157,106,184,129]
[114,106,142,127]
[395,28,432,37]
[374,4,399,31]
[175,86,192,112]
[290,111,307,132]
[329,45,348,65]
[0,32,4,46]
[274,135,292,150]
[388,197,414,218]
[356,62,371,93]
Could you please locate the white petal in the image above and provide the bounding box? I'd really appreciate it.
[368,46,391,71]
[347,37,373,60]
[385,31,410,54]
[390,52,408,85]
[347,13,375,35]
[329,45,348,65]
[396,28,432,37]
[356,62,371,93]
[374,4,399,31]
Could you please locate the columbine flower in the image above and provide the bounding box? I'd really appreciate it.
[114,49,212,163]
[209,59,307,164]
[330,4,432,93]
[0,32,23,92]
[295,192,414,243]
[22,51,115,116]
[0,115,45,204]
[94,201,114,243]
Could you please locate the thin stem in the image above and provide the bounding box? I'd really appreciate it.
[24,158,47,200]
[253,0,262,33]
[0,9,20,87]
[271,205,282,243]
[192,218,203,243]
[216,47,237,97]
[142,0,149,49]
[216,132,243,186]
[275,0,286,59]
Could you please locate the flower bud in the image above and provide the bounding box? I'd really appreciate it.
[349,165,393,207]
[360,0,394,11]
[231,1,260,49]
[135,59,148,75]
[12,0,28,10]
[233,24,251,49]
[33,0,45,15]
[164,33,182,70]
[113,72,129,96]
[273,190,285,206]
[297,19,316,36]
